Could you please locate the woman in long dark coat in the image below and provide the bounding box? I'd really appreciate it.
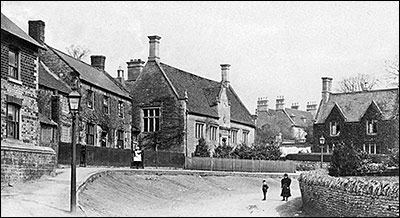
[280,173,291,201]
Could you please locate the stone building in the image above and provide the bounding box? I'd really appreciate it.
[1,13,56,183]
[255,96,315,142]
[125,35,255,156]
[313,77,399,154]
[28,20,133,150]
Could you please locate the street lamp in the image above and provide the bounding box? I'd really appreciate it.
[319,136,325,168]
[68,89,81,213]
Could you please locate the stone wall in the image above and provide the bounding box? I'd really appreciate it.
[298,171,399,217]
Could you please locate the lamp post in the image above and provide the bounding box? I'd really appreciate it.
[319,136,325,168]
[68,89,81,213]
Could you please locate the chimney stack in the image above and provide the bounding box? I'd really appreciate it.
[306,101,318,117]
[127,59,145,81]
[148,35,161,62]
[220,64,231,87]
[257,97,269,113]
[28,20,45,44]
[276,96,285,110]
[90,55,106,70]
[291,102,299,110]
[115,67,125,86]
[322,77,333,103]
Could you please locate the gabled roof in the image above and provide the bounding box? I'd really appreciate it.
[1,13,44,49]
[284,108,314,127]
[39,61,71,94]
[315,88,399,123]
[47,46,131,99]
[158,62,255,127]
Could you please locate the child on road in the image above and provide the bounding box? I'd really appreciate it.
[262,179,269,201]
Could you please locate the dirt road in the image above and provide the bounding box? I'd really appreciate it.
[80,173,305,217]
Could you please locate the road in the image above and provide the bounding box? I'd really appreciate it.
[79,173,305,217]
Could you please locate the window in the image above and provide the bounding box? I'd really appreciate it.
[231,129,238,144]
[363,143,379,154]
[87,90,94,109]
[118,101,124,118]
[195,123,204,139]
[242,130,249,144]
[86,123,95,145]
[143,108,160,132]
[209,126,217,141]
[6,103,20,139]
[8,48,19,79]
[116,130,124,149]
[366,120,377,135]
[330,121,340,136]
[103,95,109,114]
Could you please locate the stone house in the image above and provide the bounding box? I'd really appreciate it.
[256,96,315,142]
[124,35,255,156]
[313,77,399,154]
[28,20,133,151]
[1,13,56,183]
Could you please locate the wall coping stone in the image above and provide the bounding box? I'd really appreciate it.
[1,139,56,155]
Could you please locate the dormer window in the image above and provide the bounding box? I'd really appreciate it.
[330,121,340,136]
[366,120,377,135]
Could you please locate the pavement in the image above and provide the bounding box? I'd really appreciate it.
[1,166,301,217]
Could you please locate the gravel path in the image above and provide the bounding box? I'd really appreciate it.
[80,173,305,217]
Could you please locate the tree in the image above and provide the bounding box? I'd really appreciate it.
[384,55,399,87]
[336,73,379,93]
[66,45,91,60]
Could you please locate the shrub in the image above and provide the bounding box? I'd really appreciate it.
[329,142,364,176]
[194,138,209,157]
[213,142,282,160]
[385,148,399,168]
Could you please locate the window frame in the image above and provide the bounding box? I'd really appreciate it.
[366,119,378,135]
[8,48,20,80]
[86,123,95,145]
[103,95,109,114]
[329,121,340,136]
[242,130,249,145]
[143,108,161,133]
[209,125,218,141]
[87,90,94,109]
[116,129,124,149]
[118,101,124,118]
[231,129,238,144]
[195,122,205,139]
[6,103,20,139]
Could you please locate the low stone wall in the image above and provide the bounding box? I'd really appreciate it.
[1,141,56,185]
[298,172,399,217]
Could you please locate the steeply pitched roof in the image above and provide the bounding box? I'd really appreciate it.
[39,61,71,94]
[1,13,44,49]
[315,88,399,123]
[48,46,131,99]
[284,108,314,127]
[158,62,255,127]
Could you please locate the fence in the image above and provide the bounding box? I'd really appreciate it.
[285,153,389,163]
[58,143,131,167]
[143,150,185,168]
[185,157,296,173]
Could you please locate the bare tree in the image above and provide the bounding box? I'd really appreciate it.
[65,45,91,60]
[384,55,399,87]
[336,73,379,93]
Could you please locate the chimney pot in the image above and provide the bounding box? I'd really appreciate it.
[90,55,106,70]
[220,64,231,87]
[148,35,161,62]
[28,20,45,44]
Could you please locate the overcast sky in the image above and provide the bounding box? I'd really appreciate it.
[2,1,399,113]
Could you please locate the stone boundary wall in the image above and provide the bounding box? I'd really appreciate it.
[1,143,56,185]
[298,172,399,217]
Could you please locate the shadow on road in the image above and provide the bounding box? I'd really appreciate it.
[276,197,309,217]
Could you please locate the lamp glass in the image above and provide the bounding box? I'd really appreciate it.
[68,90,81,112]
[319,136,325,145]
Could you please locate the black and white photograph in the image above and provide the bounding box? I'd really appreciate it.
[1,1,399,217]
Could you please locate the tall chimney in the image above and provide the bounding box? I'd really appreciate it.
[322,77,333,103]
[28,20,45,44]
[291,102,299,110]
[115,67,125,86]
[148,35,161,62]
[220,64,230,87]
[127,59,145,81]
[276,96,285,110]
[257,97,269,113]
[91,55,106,70]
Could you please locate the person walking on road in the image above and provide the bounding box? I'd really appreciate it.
[280,173,292,201]
[262,179,269,201]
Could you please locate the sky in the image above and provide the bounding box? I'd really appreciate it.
[2,1,399,113]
